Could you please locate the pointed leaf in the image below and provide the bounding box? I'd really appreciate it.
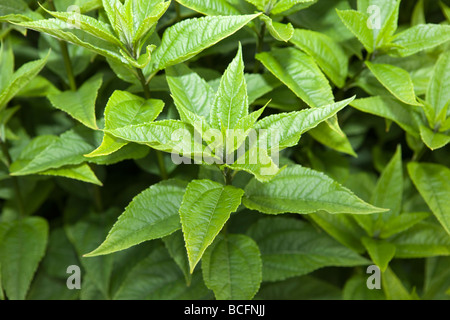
[361,237,396,272]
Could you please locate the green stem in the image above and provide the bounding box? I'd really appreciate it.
[136,68,169,180]
[175,2,181,22]
[253,23,266,73]
[1,141,25,218]
[48,0,77,91]
[412,144,427,162]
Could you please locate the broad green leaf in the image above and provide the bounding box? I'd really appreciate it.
[132,1,171,48]
[64,207,116,297]
[163,231,192,285]
[336,9,374,53]
[357,0,400,48]
[365,62,421,106]
[343,274,385,300]
[378,212,430,239]
[243,165,387,215]
[48,74,102,130]
[354,146,403,236]
[260,15,294,42]
[350,96,423,137]
[408,162,450,235]
[41,5,123,47]
[0,217,48,300]
[307,122,357,157]
[210,44,249,132]
[10,129,94,176]
[290,29,348,88]
[382,267,413,300]
[426,51,450,127]
[245,73,280,105]
[150,14,260,72]
[361,237,396,272]
[419,125,450,150]
[390,24,450,57]
[202,234,262,300]
[39,163,102,186]
[85,180,187,257]
[247,217,369,281]
[390,222,450,258]
[166,63,215,120]
[16,19,127,65]
[271,0,315,15]
[0,53,49,110]
[179,179,244,273]
[309,211,366,253]
[86,90,164,157]
[254,97,354,151]
[256,47,334,108]
[175,0,242,15]
[113,245,210,300]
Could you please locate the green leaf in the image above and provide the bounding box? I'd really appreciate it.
[390,24,450,57]
[48,74,102,130]
[85,180,187,257]
[166,63,215,120]
[86,90,164,157]
[39,163,102,186]
[365,62,421,106]
[243,165,387,215]
[407,162,450,235]
[41,5,123,47]
[149,14,260,72]
[378,212,430,239]
[350,96,423,138]
[174,0,242,16]
[260,15,294,42]
[361,237,396,272]
[271,0,315,15]
[113,245,210,300]
[256,47,334,108]
[336,9,374,53]
[210,44,248,132]
[163,231,192,285]
[307,122,357,157]
[290,29,348,88]
[382,267,413,300]
[247,217,369,281]
[0,217,48,300]
[0,53,49,110]
[390,222,450,258]
[254,97,355,151]
[309,211,366,253]
[179,179,244,273]
[426,51,450,127]
[419,125,450,150]
[202,234,262,300]
[10,129,94,176]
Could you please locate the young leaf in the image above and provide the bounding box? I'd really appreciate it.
[85,180,187,257]
[247,217,369,281]
[48,74,103,130]
[336,9,374,53]
[179,179,244,273]
[243,165,387,215]
[390,24,450,57]
[290,29,348,88]
[361,237,396,272]
[0,217,48,300]
[260,15,294,42]
[419,125,450,150]
[210,44,248,132]
[202,234,262,300]
[407,162,450,235]
[378,212,430,239]
[256,47,334,108]
[149,14,260,72]
[0,52,49,110]
[174,0,242,16]
[426,51,450,127]
[270,0,315,15]
[365,62,421,106]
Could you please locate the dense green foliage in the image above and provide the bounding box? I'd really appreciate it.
[0,0,449,300]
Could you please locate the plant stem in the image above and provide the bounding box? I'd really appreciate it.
[48,0,77,91]
[1,141,25,218]
[136,68,169,180]
[175,2,181,22]
[253,23,266,73]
